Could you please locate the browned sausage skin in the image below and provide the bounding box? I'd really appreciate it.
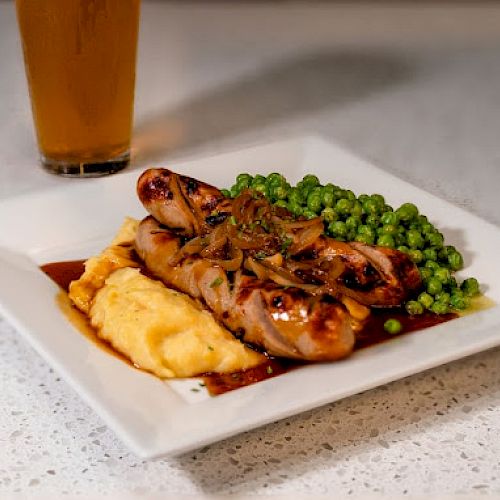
[137,168,232,237]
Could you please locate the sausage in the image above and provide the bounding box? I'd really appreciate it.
[135,216,355,361]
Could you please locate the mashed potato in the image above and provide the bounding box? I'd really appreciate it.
[69,217,140,315]
[90,267,264,378]
[68,218,265,378]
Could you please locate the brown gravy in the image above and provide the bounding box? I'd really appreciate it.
[42,260,86,292]
[41,259,458,396]
[42,260,138,369]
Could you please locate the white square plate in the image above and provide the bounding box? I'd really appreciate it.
[1,136,500,459]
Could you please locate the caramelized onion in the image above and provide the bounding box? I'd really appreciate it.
[288,222,324,255]
[227,220,278,251]
[170,189,347,295]
[169,236,207,266]
[274,217,323,231]
[208,248,243,271]
[200,223,228,258]
[245,257,317,291]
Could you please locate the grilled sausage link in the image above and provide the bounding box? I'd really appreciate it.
[137,168,232,237]
[135,216,355,361]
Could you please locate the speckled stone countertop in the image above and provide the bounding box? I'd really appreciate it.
[1,2,500,498]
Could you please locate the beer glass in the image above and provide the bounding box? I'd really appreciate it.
[16,0,140,177]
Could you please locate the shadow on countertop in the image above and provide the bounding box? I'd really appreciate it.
[131,50,417,166]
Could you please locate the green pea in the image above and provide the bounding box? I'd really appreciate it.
[355,233,375,245]
[423,248,438,262]
[321,207,338,223]
[230,184,240,197]
[347,229,356,241]
[307,188,322,213]
[302,174,320,187]
[461,277,480,297]
[397,203,419,223]
[397,245,410,253]
[448,276,458,290]
[425,260,440,271]
[252,182,268,197]
[380,211,400,226]
[450,293,470,310]
[408,222,422,231]
[298,183,312,199]
[346,215,362,231]
[436,247,446,261]
[378,224,399,236]
[236,172,253,183]
[272,185,288,201]
[418,292,434,309]
[357,224,376,238]
[362,198,380,215]
[288,201,303,216]
[409,249,424,264]
[407,229,425,249]
[421,222,436,235]
[321,185,335,208]
[435,291,451,304]
[443,245,457,257]
[351,201,364,217]
[371,194,385,207]
[303,209,318,220]
[365,214,380,228]
[384,318,403,335]
[418,267,433,282]
[266,172,285,187]
[427,277,443,296]
[236,183,250,194]
[448,251,464,271]
[406,300,424,315]
[288,187,305,206]
[417,215,429,224]
[333,188,346,200]
[221,188,231,198]
[357,194,369,204]
[377,234,395,248]
[383,204,394,213]
[251,174,266,187]
[236,173,253,188]
[431,301,449,315]
[394,233,407,247]
[328,221,348,238]
[335,198,353,216]
[345,189,354,199]
[426,232,444,248]
[433,267,451,284]
[344,190,356,201]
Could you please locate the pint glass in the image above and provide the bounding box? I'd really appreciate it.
[16,0,140,176]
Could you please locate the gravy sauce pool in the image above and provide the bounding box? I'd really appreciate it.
[42,260,137,369]
[42,260,489,396]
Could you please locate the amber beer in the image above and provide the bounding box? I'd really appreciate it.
[16,0,140,176]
